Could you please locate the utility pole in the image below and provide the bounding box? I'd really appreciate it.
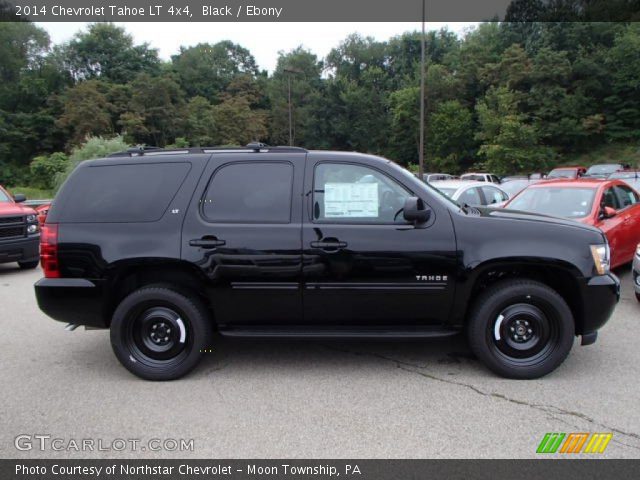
[283,67,303,146]
[418,0,426,179]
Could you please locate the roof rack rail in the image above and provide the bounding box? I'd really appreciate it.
[107,144,308,158]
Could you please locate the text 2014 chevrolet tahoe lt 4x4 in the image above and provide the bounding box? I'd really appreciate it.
[35,145,620,380]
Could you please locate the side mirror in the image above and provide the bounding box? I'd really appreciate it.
[13,194,26,203]
[403,197,431,228]
[601,206,617,219]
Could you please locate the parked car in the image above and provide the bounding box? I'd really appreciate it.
[609,170,640,192]
[431,180,510,207]
[633,244,640,302]
[35,203,51,226]
[35,144,619,380]
[422,172,454,183]
[547,166,587,179]
[460,172,501,183]
[0,185,40,269]
[505,178,640,268]
[584,164,627,178]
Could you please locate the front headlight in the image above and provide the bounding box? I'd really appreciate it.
[26,214,37,223]
[27,224,39,234]
[590,244,610,275]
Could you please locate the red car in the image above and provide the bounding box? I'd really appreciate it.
[506,178,640,268]
[35,202,51,226]
[0,185,41,269]
[547,166,587,179]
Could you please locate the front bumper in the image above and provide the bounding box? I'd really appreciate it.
[633,255,640,295]
[579,272,620,341]
[35,277,108,328]
[0,235,39,264]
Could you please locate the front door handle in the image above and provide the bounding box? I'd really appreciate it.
[310,238,348,251]
[189,236,226,249]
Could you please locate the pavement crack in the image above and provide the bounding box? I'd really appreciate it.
[323,344,640,448]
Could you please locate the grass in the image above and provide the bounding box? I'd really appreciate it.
[5,186,54,200]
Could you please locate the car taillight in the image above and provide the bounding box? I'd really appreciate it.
[40,224,60,278]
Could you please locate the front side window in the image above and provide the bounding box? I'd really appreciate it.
[203,162,293,223]
[458,187,482,205]
[614,185,639,208]
[0,189,10,202]
[313,163,411,223]
[482,186,506,204]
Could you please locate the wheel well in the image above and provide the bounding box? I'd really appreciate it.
[103,262,213,327]
[467,265,584,334]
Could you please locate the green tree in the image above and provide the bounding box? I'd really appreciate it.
[475,87,552,175]
[60,23,160,83]
[29,152,68,189]
[171,41,258,103]
[428,101,474,173]
[184,96,217,146]
[56,80,114,146]
[214,96,267,146]
[119,73,185,146]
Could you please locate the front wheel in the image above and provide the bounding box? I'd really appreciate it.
[110,286,213,380]
[635,292,640,303]
[467,279,574,379]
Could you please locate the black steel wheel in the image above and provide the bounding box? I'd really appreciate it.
[467,279,574,379]
[110,286,213,380]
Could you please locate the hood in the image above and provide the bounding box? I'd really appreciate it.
[482,207,601,234]
[0,201,36,216]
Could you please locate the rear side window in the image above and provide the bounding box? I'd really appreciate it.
[59,162,191,223]
[202,162,293,223]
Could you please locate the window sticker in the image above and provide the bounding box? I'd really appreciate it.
[324,182,378,217]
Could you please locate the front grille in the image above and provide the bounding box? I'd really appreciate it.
[0,226,25,239]
[0,216,22,224]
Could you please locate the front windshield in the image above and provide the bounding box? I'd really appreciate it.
[0,189,11,202]
[548,169,575,178]
[586,164,620,175]
[508,187,596,219]
[500,180,529,197]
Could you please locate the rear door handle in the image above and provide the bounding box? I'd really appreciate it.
[310,239,348,250]
[189,237,226,248]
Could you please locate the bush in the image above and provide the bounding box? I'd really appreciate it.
[54,135,130,191]
[29,152,69,190]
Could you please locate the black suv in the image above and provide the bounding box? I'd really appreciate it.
[35,145,620,380]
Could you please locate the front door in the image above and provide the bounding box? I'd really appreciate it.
[301,158,457,326]
[182,153,305,327]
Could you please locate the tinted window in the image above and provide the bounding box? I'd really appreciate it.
[203,162,293,223]
[60,162,191,223]
[614,185,639,208]
[313,163,411,224]
[602,187,619,210]
[458,187,482,205]
[482,186,506,204]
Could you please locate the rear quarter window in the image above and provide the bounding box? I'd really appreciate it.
[56,162,191,223]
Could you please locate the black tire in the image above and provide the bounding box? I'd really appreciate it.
[467,279,574,379]
[18,260,39,270]
[110,286,213,380]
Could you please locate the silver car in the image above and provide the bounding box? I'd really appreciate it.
[633,243,640,302]
[431,180,510,208]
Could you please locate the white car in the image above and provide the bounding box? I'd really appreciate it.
[460,172,501,184]
[431,180,510,208]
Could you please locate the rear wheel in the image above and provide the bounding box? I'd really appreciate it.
[467,279,574,379]
[110,286,213,380]
[18,260,39,269]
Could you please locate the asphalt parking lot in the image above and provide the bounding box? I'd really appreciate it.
[1,264,639,459]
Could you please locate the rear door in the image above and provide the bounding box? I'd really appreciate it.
[182,153,305,327]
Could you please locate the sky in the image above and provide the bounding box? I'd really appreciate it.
[37,22,478,73]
